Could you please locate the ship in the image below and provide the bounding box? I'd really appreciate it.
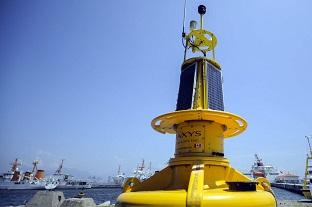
[92,166,127,188]
[302,136,312,199]
[274,172,300,184]
[92,162,154,188]
[250,154,280,183]
[0,159,47,190]
[132,160,153,182]
[112,165,126,186]
[49,159,91,189]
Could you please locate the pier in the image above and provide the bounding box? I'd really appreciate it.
[278,200,312,207]
[272,183,303,195]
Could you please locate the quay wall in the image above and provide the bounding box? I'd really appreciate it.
[272,183,303,195]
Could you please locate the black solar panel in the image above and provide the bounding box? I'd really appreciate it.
[176,63,196,111]
[207,63,224,111]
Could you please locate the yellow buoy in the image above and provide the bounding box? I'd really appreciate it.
[116,4,276,207]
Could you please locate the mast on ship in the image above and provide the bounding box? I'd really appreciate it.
[31,160,39,173]
[10,158,21,173]
[10,158,21,181]
[55,159,64,175]
[138,159,145,171]
[31,160,45,180]
[255,154,264,166]
[117,165,121,175]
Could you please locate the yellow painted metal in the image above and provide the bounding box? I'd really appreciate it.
[118,190,187,207]
[151,109,247,138]
[187,164,204,206]
[116,5,276,206]
[186,29,217,53]
[117,158,276,206]
[117,113,275,206]
[175,121,224,157]
[192,60,208,110]
[182,57,221,69]
[118,189,275,207]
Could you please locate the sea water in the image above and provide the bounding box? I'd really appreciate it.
[0,187,305,207]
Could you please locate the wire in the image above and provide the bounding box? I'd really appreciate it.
[182,0,188,60]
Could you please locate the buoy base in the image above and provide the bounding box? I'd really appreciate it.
[116,158,276,207]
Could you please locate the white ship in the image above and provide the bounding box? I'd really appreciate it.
[132,160,153,181]
[0,159,47,190]
[49,159,91,189]
[250,154,280,183]
[112,165,126,186]
[92,166,127,188]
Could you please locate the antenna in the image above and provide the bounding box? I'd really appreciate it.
[55,159,64,174]
[182,0,188,61]
[182,0,187,37]
[306,136,312,157]
[182,4,217,60]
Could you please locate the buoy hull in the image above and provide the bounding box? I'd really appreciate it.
[117,189,276,207]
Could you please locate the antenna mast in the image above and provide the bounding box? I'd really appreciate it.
[306,136,312,157]
[55,159,64,174]
[182,0,187,36]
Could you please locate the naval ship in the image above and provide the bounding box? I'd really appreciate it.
[0,159,47,190]
[49,159,91,189]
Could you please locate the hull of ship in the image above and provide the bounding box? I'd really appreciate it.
[92,183,122,188]
[55,184,91,189]
[0,182,45,190]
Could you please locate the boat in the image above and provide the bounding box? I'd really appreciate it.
[302,136,312,199]
[92,162,154,189]
[90,166,126,188]
[0,159,47,190]
[132,160,153,182]
[274,172,300,184]
[49,159,91,189]
[112,165,126,186]
[250,154,280,183]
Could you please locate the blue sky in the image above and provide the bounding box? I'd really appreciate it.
[1,0,312,178]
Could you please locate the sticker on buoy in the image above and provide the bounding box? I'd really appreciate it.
[175,125,205,154]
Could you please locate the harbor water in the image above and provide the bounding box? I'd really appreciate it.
[0,187,305,207]
[0,188,121,207]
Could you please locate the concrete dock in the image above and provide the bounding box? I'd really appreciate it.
[272,183,303,195]
[278,200,312,207]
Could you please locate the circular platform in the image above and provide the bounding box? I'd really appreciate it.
[151,109,247,138]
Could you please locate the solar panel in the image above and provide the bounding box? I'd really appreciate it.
[207,63,224,111]
[176,63,197,111]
